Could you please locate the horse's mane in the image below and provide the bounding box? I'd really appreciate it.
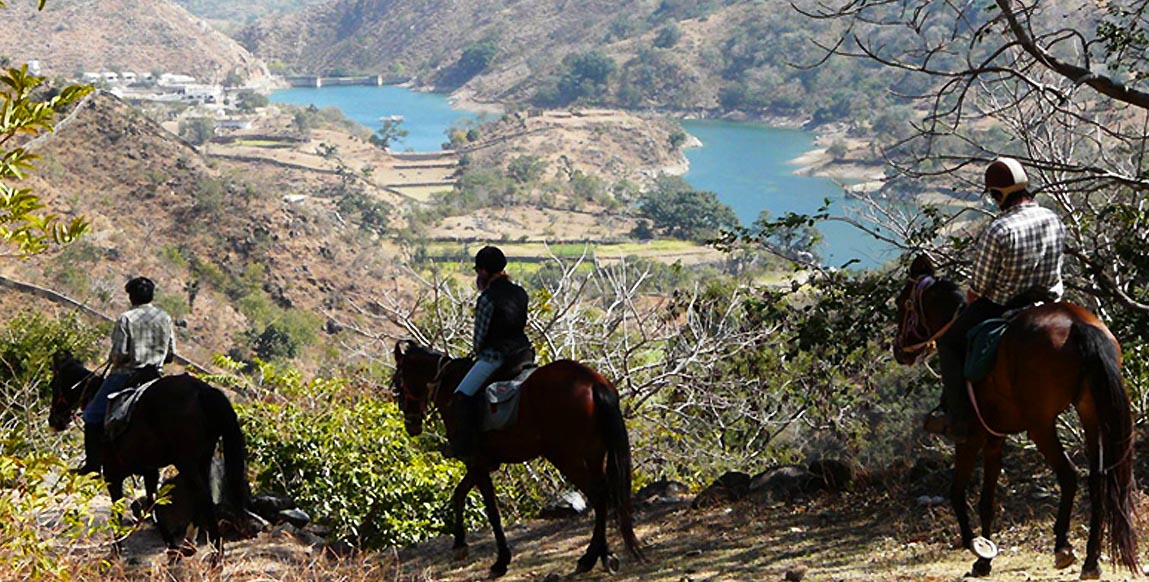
[400,341,453,361]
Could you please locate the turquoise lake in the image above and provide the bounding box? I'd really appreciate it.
[271,86,889,269]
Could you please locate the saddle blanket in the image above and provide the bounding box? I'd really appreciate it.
[482,367,536,432]
[105,379,160,440]
[965,319,1008,382]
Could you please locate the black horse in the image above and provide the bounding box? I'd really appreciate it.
[48,351,249,558]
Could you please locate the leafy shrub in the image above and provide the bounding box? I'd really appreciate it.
[0,453,126,580]
[0,313,102,398]
[223,358,472,546]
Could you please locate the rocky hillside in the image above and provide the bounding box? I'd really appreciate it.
[1,91,411,370]
[0,0,269,84]
[239,0,884,120]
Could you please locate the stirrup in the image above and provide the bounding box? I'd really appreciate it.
[922,409,947,435]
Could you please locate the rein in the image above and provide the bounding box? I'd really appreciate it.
[69,359,110,410]
[897,276,958,363]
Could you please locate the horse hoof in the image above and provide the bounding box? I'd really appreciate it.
[574,557,597,575]
[488,563,508,579]
[453,545,469,561]
[970,537,998,560]
[1054,547,1076,569]
[602,553,620,574]
[1080,566,1101,580]
[968,557,992,577]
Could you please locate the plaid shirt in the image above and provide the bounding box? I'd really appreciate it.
[970,201,1066,305]
[110,303,175,373]
[471,294,500,363]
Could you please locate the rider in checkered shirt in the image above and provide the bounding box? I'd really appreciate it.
[927,158,1066,443]
[73,277,175,475]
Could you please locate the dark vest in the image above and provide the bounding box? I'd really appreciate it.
[479,277,531,357]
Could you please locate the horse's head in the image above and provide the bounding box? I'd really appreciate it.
[47,350,91,431]
[391,340,448,437]
[892,254,965,365]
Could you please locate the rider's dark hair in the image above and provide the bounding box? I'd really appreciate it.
[125,277,156,305]
[474,245,507,274]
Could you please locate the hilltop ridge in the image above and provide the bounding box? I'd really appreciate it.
[0,0,269,84]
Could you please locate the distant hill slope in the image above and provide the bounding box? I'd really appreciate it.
[1,91,410,369]
[239,0,891,121]
[0,0,269,83]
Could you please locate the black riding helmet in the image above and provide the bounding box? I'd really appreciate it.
[474,246,507,274]
[125,276,156,305]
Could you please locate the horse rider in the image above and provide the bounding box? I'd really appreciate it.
[73,276,175,475]
[925,157,1066,443]
[448,246,534,461]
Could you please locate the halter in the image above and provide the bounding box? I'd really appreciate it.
[395,350,451,425]
[895,275,958,364]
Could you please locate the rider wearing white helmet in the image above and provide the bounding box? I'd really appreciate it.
[926,158,1066,442]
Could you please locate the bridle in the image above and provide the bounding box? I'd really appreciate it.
[895,275,958,364]
[393,349,451,425]
[51,358,109,425]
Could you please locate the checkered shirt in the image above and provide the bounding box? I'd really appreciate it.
[110,304,175,373]
[970,201,1066,305]
[472,294,499,362]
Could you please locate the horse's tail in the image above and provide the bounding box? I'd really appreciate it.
[1075,321,1138,573]
[592,378,644,562]
[200,383,250,511]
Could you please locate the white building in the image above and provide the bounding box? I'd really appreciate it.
[158,73,197,87]
[181,84,223,104]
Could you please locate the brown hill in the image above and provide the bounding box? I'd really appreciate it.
[2,91,411,369]
[239,0,663,100]
[0,0,269,83]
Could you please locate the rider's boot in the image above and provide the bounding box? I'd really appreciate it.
[937,345,972,445]
[446,393,483,462]
[71,422,104,475]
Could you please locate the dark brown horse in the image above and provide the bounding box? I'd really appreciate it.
[48,351,249,558]
[893,256,1137,579]
[392,340,643,578]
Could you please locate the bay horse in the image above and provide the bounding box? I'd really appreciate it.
[893,255,1137,579]
[48,350,249,558]
[391,340,644,578]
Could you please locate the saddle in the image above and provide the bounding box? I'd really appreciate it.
[105,366,163,440]
[482,367,537,432]
[965,290,1056,382]
[480,347,536,432]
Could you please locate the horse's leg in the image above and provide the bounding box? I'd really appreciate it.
[1029,424,1078,569]
[1081,422,1103,580]
[969,436,1005,577]
[544,450,611,574]
[450,471,477,560]
[143,470,159,512]
[950,441,980,550]
[474,471,511,578]
[183,460,223,563]
[106,476,127,557]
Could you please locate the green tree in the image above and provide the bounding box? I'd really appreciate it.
[653,23,682,48]
[440,41,499,88]
[369,118,408,150]
[0,66,91,257]
[236,89,269,112]
[178,117,215,145]
[537,51,618,106]
[638,175,739,241]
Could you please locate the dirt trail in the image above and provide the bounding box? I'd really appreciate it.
[394,493,1144,582]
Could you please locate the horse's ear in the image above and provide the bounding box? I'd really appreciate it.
[909,253,935,278]
[52,349,72,369]
[394,340,405,360]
